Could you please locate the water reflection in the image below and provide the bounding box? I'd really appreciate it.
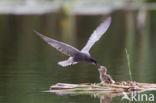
[51,91,115,103]
[50,87,156,103]
[100,95,112,103]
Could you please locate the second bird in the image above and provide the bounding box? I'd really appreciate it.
[35,17,111,67]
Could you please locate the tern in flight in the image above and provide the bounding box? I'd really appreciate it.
[35,17,111,67]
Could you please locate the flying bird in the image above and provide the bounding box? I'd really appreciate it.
[35,17,111,67]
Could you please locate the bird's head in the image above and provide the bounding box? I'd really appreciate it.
[89,58,100,66]
[98,66,107,73]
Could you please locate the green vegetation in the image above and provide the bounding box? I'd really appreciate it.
[125,48,133,81]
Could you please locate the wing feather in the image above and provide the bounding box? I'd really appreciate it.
[34,31,80,57]
[81,17,111,54]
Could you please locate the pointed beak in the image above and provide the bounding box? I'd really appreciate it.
[95,63,101,67]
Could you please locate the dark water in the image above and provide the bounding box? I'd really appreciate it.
[0,10,156,103]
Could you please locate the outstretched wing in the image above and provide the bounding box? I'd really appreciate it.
[81,17,111,54]
[35,31,80,57]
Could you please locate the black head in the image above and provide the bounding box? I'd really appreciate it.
[89,58,100,66]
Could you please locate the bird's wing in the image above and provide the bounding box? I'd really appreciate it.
[35,31,80,57]
[81,17,111,54]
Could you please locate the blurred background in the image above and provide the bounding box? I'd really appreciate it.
[0,0,156,103]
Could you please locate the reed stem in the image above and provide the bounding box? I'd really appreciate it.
[125,48,133,81]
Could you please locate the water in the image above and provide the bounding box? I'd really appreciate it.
[0,10,156,103]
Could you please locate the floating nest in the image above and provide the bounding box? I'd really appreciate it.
[50,82,156,94]
[50,66,156,97]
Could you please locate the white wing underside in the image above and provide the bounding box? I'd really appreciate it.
[58,57,78,67]
[81,17,111,54]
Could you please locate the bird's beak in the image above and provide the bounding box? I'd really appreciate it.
[95,63,101,67]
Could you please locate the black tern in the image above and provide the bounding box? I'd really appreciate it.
[35,17,111,67]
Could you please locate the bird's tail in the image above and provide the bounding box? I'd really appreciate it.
[58,57,77,67]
